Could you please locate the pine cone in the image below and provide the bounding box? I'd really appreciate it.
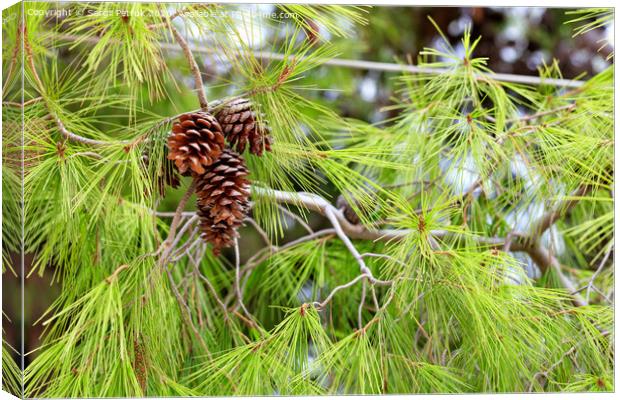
[336,194,361,225]
[215,98,272,156]
[167,112,225,175]
[195,149,250,254]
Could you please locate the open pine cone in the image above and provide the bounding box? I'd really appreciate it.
[167,112,225,175]
[215,98,272,156]
[195,149,250,254]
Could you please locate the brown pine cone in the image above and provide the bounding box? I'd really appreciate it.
[215,98,272,156]
[195,149,250,255]
[336,194,361,225]
[167,112,225,175]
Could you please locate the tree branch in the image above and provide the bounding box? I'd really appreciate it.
[157,181,197,268]
[167,23,209,110]
[248,186,591,307]
[54,33,586,88]
[527,245,587,307]
[23,28,129,147]
[527,185,591,240]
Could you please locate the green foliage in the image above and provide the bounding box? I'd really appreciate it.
[566,8,614,59]
[2,2,614,397]
[2,340,21,396]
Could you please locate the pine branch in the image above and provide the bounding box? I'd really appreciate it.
[23,27,129,147]
[249,186,591,307]
[509,103,577,124]
[165,267,212,357]
[167,23,209,109]
[158,181,197,267]
[53,33,585,88]
[527,245,587,307]
[528,185,591,240]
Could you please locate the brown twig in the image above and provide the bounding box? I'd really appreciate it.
[105,264,130,284]
[165,267,211,357]
[527,185,591,241]
[23,29,129,147]
[157,181,197,266]
[509,103,577,124]
[167,23,209,110]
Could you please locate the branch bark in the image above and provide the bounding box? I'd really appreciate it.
[248,186,591,307]
[527,185,591,241]
[168,24,209,110]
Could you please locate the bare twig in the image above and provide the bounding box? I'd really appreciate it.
[528,185,591,240]
[509,103,577,124]
[585,243,613,304]
[244,217,272,247]
[528,245,587,307]
[358,279,367,329]
[324,207,376,282]
[277,204,314,234]
[23,29,129,147]
[165,268,211,357]
[2,24,21,94]
[54,33,586,88]
[314,274,368,309]
[249,186,590,307]
[234,239,254,322]
[188,251,229,317]
[105,264,129,284]
[167,24,208,109]
[528,330,610,391]
[157,181,197,268]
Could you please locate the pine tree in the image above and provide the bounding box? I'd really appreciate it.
[1,3,614,397]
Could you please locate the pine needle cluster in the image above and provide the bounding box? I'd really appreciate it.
[1,2,614,397]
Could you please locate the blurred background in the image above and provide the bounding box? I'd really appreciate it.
[3,4,614,368]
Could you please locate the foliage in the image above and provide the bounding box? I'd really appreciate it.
[1,2,614,397]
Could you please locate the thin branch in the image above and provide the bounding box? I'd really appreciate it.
[234,239,254,323]
[168,215,199,252]
[313,274,367,309]
[188,252,229,317]
[167,24,209,109]
[585,242,613,304]
[2,97,43,108]
[324,207,375,281]
[2,24,21,94]
[528,185,591,240]
[54,33,585,88]
[277,204,314,234]
[170,227,201,262]
[358,279,367,330]
[157,181,197,267]
[527,245,587,307]
[509,103,577,124]
[249,186,590,307]
[153,211,196,218]
[528,330,611,391]
[23,29,129,147]
[105,264,129,284]
[165,268,211,357]
[244,217,272,247]
[237,228,337,295]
